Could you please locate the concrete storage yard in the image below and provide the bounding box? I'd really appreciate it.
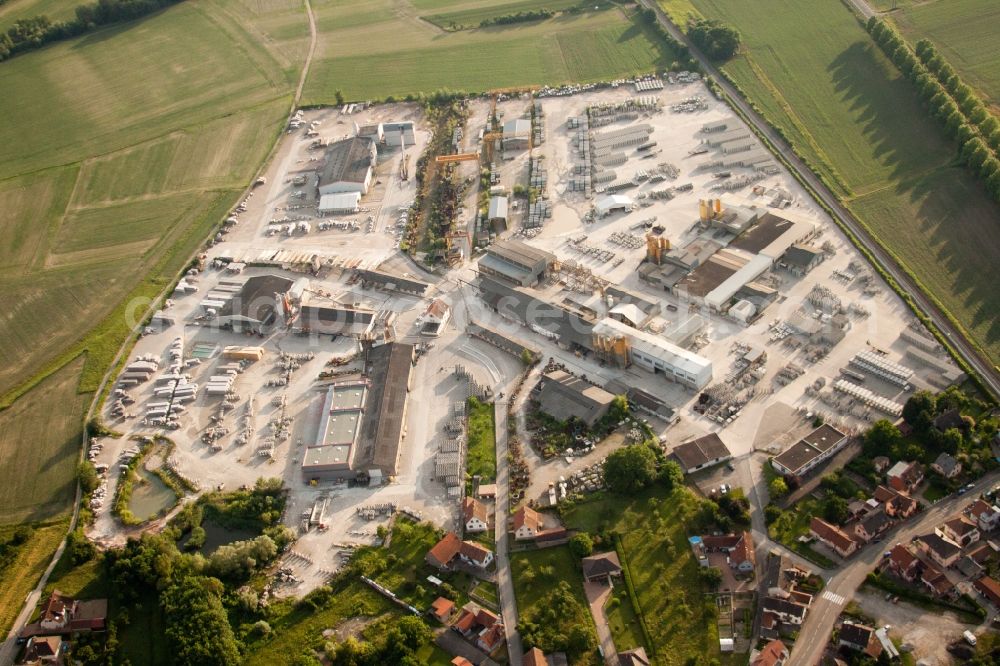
[90,80,962,595]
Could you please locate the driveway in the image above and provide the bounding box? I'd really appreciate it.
[584,580,618,665]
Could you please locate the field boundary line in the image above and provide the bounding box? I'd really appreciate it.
[0,0,319,650]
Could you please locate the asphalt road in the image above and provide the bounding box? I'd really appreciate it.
[493,399,525,665]
[638,0,1000,401]
[789,472,1000,665]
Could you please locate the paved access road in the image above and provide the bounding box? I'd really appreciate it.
[789,472,1000,665]
[494,398,525,665]
[637,0,1000,402]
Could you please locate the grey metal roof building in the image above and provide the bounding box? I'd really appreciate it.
[488,196,508,222]
[478,239,555,287]
[672,433,733,473]
[214,274,294,333]
[302,343,414,481]
[356,268,430,295]
[475,276,595,350]
[296,295,376,337]
[535,370,616,426]
[318,137,377,195]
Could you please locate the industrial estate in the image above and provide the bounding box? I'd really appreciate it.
[1,0,999,666]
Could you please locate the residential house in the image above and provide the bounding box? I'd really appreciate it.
[430,597,455,623]
[523,648,547,666]
[459,541,494,569]
[581,552,622,582]
[967,499,1000,532]
[854,511,892,543]
[426,532,462,570]
[477,623,505,653]
[420,299,451,337]
[887,461,923,493]
[874,485,918,519]
[617,647,651,666]
[886,544,921,582]
[751,639,788,666]
[702,532,756,575]
[512,506,542,541]
[917,533,961,568]
[974,576,1000,607]
[18,591,108,640]
[761,597,808,626]
[937,517,981,548]
[933,408,965,432]
[957,555,984,580]
[810,517,859,558]
[931,452,962,479]
[19,636,64,664]
[452,603,504,653]
[426,532,494,570]
[838,622,882,659]
[462,497,489,534]
[920,562,953,598]
[451,658,474,666]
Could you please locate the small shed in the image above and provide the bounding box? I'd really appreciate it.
[595,194,632,217]
[488,196,509,222]
[319,192,361,215]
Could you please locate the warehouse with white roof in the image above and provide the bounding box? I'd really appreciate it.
[592,316,713,390]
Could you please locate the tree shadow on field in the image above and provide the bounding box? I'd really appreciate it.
[69,8,173,51]
[826,40,950,187]
[896,167,1000,354]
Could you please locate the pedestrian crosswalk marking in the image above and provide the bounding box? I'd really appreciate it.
[822,590,846,605]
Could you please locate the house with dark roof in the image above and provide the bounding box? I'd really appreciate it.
[873,485,918,519]
[937,517,980,548]
[933,408,965,432]
[19,635,64,664]
[770,424,849,478]
[581,552,622,582]
[810,517,858,558]
[854,510,892,543]
[920,562,953,598]
[780,244,824,276]
[916,533,961,568]
[838,622,882,659]
[672,433,733,474]
[886,544,920,582]
[701,532,756,575]
[761,596,808,625]
[931,452,962,479]
[535,370,616,426]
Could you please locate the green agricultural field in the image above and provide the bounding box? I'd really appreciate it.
[684,0,1000,364]
[887,0,1000,108]
[304,0,677,103]
[562,486,724,664]
[466,397,497,491]
[0,359,88,524]
[0,519,70,636]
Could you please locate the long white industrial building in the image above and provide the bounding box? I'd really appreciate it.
[592,317,713,390]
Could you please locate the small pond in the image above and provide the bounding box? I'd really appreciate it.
[127,467,177,522]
